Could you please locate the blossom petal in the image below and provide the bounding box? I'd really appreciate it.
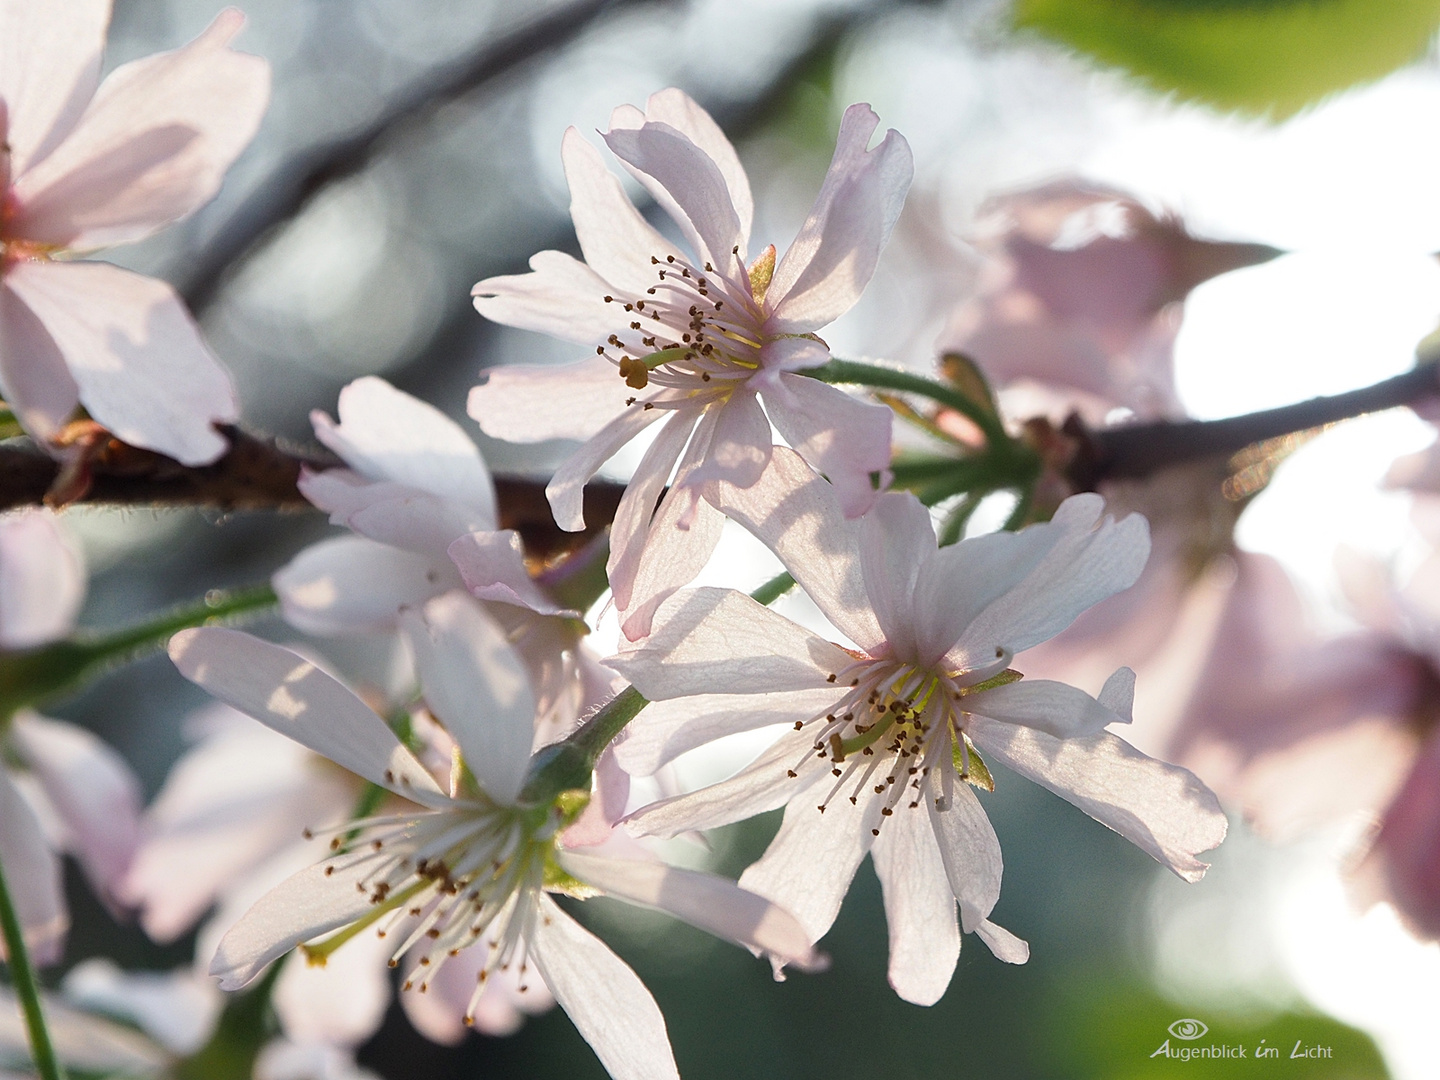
[0,279,81,442]
[963,678,1125,739]
[968,720,1227,881]
[947,493,1151,671]
[8,713,142,908]
[706,446,885,653]
[209,858,380,991]
[273,536,454,635]
[272,923,391,1048]
[763,373,891,518]
[449,531,575,617]
[345,492,493,560]
[766,104,913,333]
[926,778,1002,932]
[975,919,1029,964]
[857,491,935,658]
[608,587,852,699]
[312,376,496,523]
[169,627,448,807]
[738,790,884,943]
[12,10,269,249]
[469,354,637,447]
[633,89,753,244]
[4,259,237,464]
[399,594,535,805]
[557,850,818,970]
[0,766,66,965]
[685,389,771,490]
[0,508,83,648]
[0,0,107,176]
[614,688,844,776]
[472,250,618,345]
[870,794,959,1005]
[528,894,680,1080]
[547,401,672,532]
[562,127,683,294]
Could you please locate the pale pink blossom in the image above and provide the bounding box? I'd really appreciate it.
[169,593,818,1080]
[469,88,910,639]
[610,449,1226,1003]
[0,0,268,464]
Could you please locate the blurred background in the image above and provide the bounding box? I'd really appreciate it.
[38,0,1440,1075]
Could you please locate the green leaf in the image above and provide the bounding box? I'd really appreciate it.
[1014,0,1440,117]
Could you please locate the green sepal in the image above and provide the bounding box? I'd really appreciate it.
[952,735,996,793]
[544,853,601,899]
[938,352,1000,424]
[960,668,1024,695]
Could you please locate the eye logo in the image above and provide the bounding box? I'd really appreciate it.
[1168,1019,1208,1041]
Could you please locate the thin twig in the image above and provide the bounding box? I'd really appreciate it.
[0,858,65,1080]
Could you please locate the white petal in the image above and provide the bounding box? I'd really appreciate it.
[856,491,934,658]
[12,10,269,249]
[274,536,454,636]
[607,587,851,699]
[210,859,381,991]
[926,777,1002,932]
[0,986,171,1075]
[400,594,534,805]
[0,0,107,176]
[0,508,83,647]
[469,353,633,444]
[5,260,237,465]
[1098,666,1136,721]
[738,790,884,943]
[345,492,492,560]
[766,104,913,333]
[61,959,221,1057]
[0,766,66,965]
[272,923,392,1048]
[8,713,142,907]
[685,389,771,490]
[313,377,496,523]
[975,919,1029,964]
[614,688,844,776]
[449,530,574,617]
[168,627,448,807]
[528,895,679,1080]
[962,679,1124,739]
[968,720,1227,881]
[472,250,618,345]
[870,795,959,1005]
[562,127,683,294]
[705,446,885,652]
[762,373,891,518]
[0,280,80,442]
[547,401,671,532]
[639,89,753,241]
[557,850,817,969]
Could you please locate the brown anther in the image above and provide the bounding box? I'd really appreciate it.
[666,255,675,263]
[324,865,334,876]
[793,721,804,730]
[787,769,798,777]
[882,807,893,817]
[826,673,837,683]
[701,372,710,381]
[604,295,614,302]
[302,828,314,840]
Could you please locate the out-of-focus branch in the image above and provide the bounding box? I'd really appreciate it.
[179,0,658,311]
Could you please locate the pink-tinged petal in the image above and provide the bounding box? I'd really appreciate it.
[547,403,676,532]
[562,127,683,294]
[605,403,698,615]
[346,492,493,560]
[272,924,391,1048]
[857,491,935,658]
[615,688,844,777]
[947,493,1151,671]
[624,728,825,837]
[962,679,1124,739]
[557,850,819,970]
[0,986,172,1074]
[527,894,680,1080]
[684,389,771,491]
[5,260,236,464]
[399,594,535,806]
[449,530,575,617]
[870,793,959,1006]
[274,536,455,636]
[975,919,1029,964]
[0,280,81,442]
[762,373,890,518]
[766,104,913,334]
[252,1039,381,1080]
[1354,731,1440,939]
[8,713,142,908]
[11,10,269,250]
[312,377,496,523]
[469,354,635,445]
[634,89,753,245]
[0,0,107,176]
[563,745,631,848]
[209,858,382,991]
[754,338,831,385]
[0,508,83,647]
[738,790,885,943]
[968,720,1227,881]
[617,492,726,644]
[61,959,222,1057]
[472,250,618,345]
[401,944,552,1043]
[169,627,448,807]
[1385,439,1440,494]
[705,446,885,653]
[608,587,852,699]
[602,122,743,280]
[926,777,1002,932]
[0,766,66,966]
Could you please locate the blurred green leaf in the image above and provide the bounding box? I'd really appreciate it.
[1014,0,1440,117]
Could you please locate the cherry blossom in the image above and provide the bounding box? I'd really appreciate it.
[469,88,910,639]
[609,449,1226,1003]
[0,0,268,464]
[169,593,817,1080]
